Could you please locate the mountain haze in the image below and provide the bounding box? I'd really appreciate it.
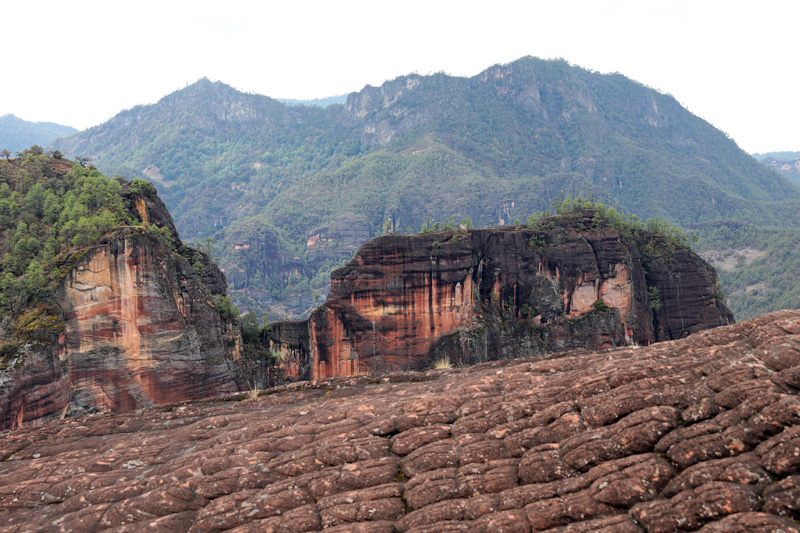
[52,58,800,319]
[754,151,800,187]
[279,95,348,107]
[0,114,77,153]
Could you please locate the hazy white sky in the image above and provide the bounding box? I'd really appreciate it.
[1,0,796,153]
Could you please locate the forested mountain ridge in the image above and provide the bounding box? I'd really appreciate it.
[279,94,348,107]
[0,114,77,153]
[51,58,800,319]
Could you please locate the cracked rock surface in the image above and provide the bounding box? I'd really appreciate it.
[2,310,800,532]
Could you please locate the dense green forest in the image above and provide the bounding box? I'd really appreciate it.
[753,152,800,188]
[0,114,77,154]
[51,58,800,319]
[754,151,800,160]
[0,148,138,317]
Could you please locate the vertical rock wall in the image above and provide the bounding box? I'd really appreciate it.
[58,235,240,413]
[0,231,242,430]
[271,212,733,380]
[0,186,244,430]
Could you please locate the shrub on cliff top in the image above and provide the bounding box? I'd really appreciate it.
[527,194,693,250]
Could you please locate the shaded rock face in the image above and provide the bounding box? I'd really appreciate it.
[1,310,799,532]
[271,212,733,380]
[220,222,303,291]
[0,198,242,431]
[267,320,312,379]
[58,235,240,414]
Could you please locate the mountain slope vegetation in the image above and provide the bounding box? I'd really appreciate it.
[694,223,800,320]
[51,58,800,319]
[754,151,800,187]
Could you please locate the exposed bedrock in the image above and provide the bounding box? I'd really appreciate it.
[58,235,240,412]
[1,309,798,531]
[0,230,242,430]
[271,210,733,380]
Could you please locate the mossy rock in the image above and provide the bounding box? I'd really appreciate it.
[16,307,65,342]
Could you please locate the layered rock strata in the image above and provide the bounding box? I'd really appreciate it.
[0,195,242,430]
[58,234,240,413]
[1,309,799,531]
[271,211,733,380]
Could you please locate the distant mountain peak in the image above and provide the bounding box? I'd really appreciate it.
[169,77,243,100]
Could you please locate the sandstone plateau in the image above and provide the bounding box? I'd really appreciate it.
[0,190,244,430]
[270,210,733,380]
[1,309,799,531]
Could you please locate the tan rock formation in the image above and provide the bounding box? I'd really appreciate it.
[58,234,240,414]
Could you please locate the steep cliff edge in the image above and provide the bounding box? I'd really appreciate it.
[0,152,243,430]
[270,209,733,380]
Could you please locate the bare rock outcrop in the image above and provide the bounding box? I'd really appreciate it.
[271,210,733,380]
[57,234,241,414]
[1,309,798,531]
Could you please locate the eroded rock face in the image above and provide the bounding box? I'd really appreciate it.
[58,235,240,414]
[271,211,733,380]
[220,221,303,291]
[0,196,242,430]
[305,213,372,265]
[1,309,798,532]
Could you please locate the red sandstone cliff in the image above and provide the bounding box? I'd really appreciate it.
[271,210,733,380]
[0,192,243,430]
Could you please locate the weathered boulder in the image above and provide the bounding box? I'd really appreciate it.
[271,210,733,380]
[1,309,798,531]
